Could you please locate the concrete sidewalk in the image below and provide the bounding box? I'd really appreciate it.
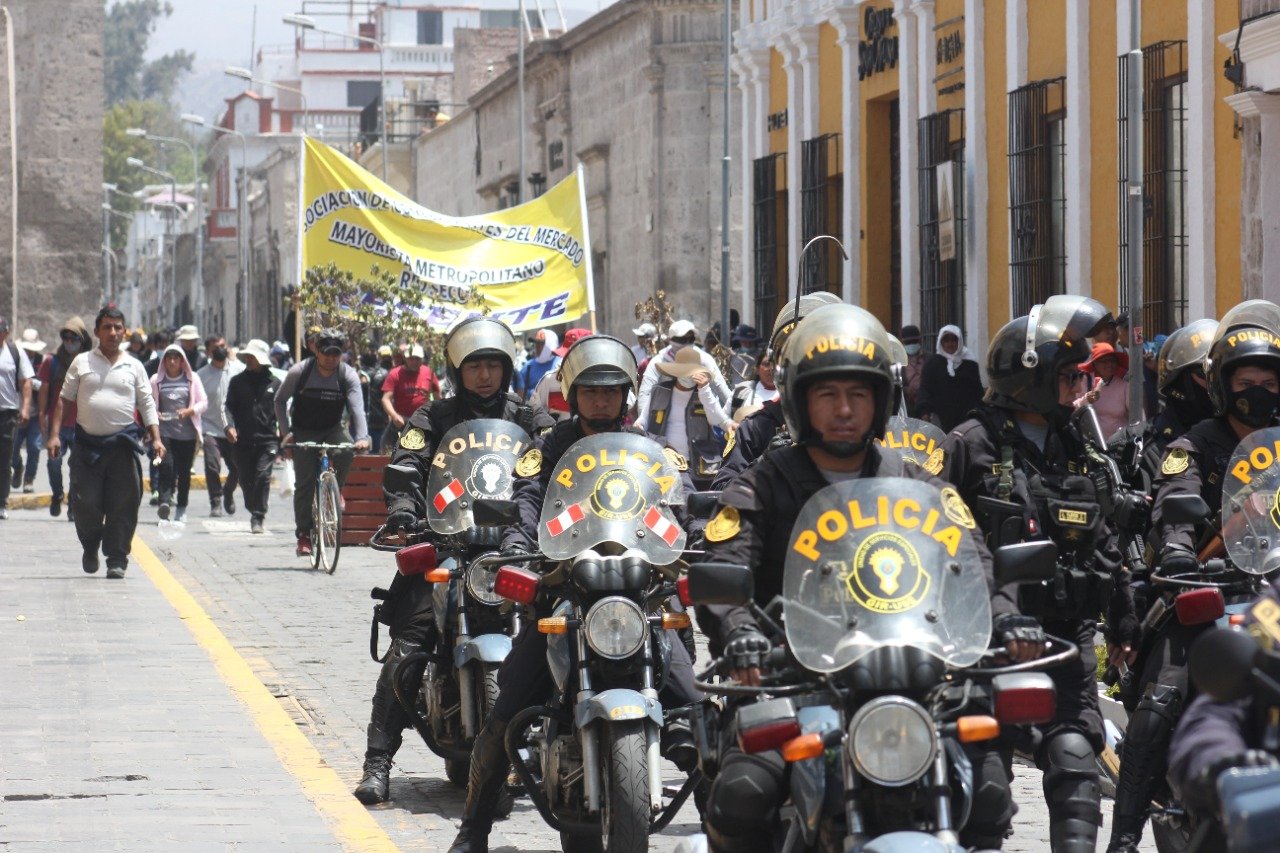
[0,510,391,850]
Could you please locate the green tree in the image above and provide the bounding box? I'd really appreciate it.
[103,101,198,250]
[105,1,193,106]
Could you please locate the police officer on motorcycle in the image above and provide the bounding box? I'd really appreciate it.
[447,333,702,853]
[942,295,1138,853]
[697,302,1042,852]
[1108,304,1280,852]
[354,316,554,805]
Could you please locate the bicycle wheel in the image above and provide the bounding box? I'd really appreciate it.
[317,471,343,574]
[309,482,323,570]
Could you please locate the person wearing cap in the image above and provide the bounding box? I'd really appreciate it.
[225,339,284,534]
[10,329,47,494]
[1075,342,1131,442]
[197,335,244,518]
[379,342,439,448]
[0,315,33,519]
[175,325,206,372]
[365,345,393,452]
[38,316,91,519]
[630,321,657,363]
[636,319,731,423]
[513,328,560,400]
[274,328,370,556]
[49,306,165,577]
[529,327,592,421]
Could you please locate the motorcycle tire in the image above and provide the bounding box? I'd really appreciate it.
[561,720,650,853]
[482,664,516,820]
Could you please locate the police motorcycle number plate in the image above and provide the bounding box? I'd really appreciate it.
[426,419,534,535]
[782,478,992,674]
[537,432,687,565]
[1221,425,1280,575]
[876,416,948,476]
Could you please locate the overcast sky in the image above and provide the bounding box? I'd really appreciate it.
[147,0,300,66]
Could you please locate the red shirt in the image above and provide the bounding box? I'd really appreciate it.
[381,364,439,417]
[37,355,77,429]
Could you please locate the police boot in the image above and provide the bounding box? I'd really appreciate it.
[447,717,509,853]
[354,640,417,805]
[1106,685,1181,853]
[1042,731,1103,853]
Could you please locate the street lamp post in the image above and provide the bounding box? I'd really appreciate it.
[226,66,310,136]
[283,13,387,184]
[128,128,204,327]
[183,113,252,344]
[127,156,178,324]
[101,202,132,308]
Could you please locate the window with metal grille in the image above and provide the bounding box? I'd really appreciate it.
[1118,40,1188,338]
[1008,77,1067,317]
[753,153,788,328]
[800,134,842,295]
[918,109,966,353]
[889,98,902,333]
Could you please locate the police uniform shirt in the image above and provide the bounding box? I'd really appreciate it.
[1149,416,1241,560]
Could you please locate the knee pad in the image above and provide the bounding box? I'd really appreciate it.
[962,750,1015,847]
[1041,731,1101,820]
[706,750,785,847]
[1137,683,1183,725]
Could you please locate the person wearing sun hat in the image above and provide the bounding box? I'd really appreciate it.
[175,324,207,371]
[635,343,733,487]
[1075,341,1131,441]
[635,318,731,422]
[224,339,283,534]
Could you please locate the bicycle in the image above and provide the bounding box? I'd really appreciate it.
[291,441,355,574]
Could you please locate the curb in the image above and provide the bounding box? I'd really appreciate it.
[8,475,210,511]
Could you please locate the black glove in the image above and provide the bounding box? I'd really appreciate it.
[386,510,418,532]
[993,613,1045,647]
[1190,749,1280,813]
[724,628,770,672]
[499,543,530,560]
[1106,613,1142,648]
[1160,548,1199,577]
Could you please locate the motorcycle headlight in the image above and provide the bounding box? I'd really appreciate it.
[847,696,937,787]
[465,562,504,607]
[583,596,647,660]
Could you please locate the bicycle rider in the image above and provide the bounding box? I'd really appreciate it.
[274,328,370,557]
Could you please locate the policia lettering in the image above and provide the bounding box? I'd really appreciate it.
[432,429,528,469]
[792,494,968,562]
[1228,438,1280,485]
[553,447,677,494]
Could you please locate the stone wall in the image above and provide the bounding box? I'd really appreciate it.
[1240,114,1262,300]
[451,27,519,107]
[0,0,104,339]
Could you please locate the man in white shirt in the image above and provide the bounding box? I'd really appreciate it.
[0,314,33,519]
[197,334,244,517]
[48,307,164,579]
[635,319,731,422]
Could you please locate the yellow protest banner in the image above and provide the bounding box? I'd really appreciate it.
[300,138,593,332]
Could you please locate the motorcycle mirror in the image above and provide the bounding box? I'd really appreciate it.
[686,562,754,606]
[686,491,723,520]
[993,541,1058,586]
[1189,627,1259,702]
[1160,494,1211,526]
[473,498,519,526]
[383,463,422,493]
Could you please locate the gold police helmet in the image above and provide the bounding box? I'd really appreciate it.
[1157,318,1217,398]
[769,291,843,359]
[558,333,638,396]
[443,315,518,390]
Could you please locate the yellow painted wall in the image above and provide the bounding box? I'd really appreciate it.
[1026,0,1067,84]
[818,23,842,139]
[1088,0,1119,310]
[769,48,788,155]
[934,0,966,114]
[857,1,901,322]
[984,0,1010,341]
[1142,0,1186,46]
[1214,0,1242,314]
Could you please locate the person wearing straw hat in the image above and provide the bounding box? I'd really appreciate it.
[11,329,47,494]
[224,339,283,535]
[1075,341,1131,442]
[635,318,731,422]
[636,344,733,487]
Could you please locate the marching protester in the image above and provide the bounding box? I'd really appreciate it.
[175,324,207,371]
[898,323,925,415]
[150,343,209,522]
[48,307,164,578]
[38,316,91,519]
[197,335,242,518]
[1074,341,1131,442]
[727,347,778,417]
[917,323,984,431]
[635,345,733,487]
[364,345,392,452]
[10,328,47,494]
[528,327,591,421]
[636,319,731,419]
[513,328,559,401]
[630,321,657,363]
[0,315,33,520]
[379,343,438,449]
[224,339,282,535]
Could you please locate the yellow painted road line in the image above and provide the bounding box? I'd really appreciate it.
[132,535,399,853]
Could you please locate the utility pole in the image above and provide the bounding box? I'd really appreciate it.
[1124,0,1145,427]
[719,0,732,347]
[518,0,526,204]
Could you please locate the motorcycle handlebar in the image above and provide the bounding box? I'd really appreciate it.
[964,634,1080,676]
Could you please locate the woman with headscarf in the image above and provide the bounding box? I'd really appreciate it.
[917,324,985,431]
[148,343,208,521]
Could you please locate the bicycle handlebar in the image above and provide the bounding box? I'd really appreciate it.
[290,441,357,451]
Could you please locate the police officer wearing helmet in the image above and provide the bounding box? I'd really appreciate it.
[711,291,843,490]
[942,294,1136,853]
[447,333,702,853]
[1110,302,1280,852]
[697,303,1036,852]
[354,316,553,806]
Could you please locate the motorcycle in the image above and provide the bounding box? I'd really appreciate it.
[370,418,533,789]
[683,477,1073,851]
[486,431,704,852]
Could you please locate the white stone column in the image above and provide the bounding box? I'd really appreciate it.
[780,37,802,299]
[831,5,863,306]
[895,0,921,326]
[1064,0,1089,297]
[1226,91,1280,305]
[963,0,990,366]
[1007,0,1028,91]
[736,46,770,326]
[913,0,937,118]
[1185,0,1215,319]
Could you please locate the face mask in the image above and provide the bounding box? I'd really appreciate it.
[212,346,229,362]
[64,339,82,354]
[1228,385,1280,427]
[676,377,696,391]
[670,339,693,353]
[905,343,922,357]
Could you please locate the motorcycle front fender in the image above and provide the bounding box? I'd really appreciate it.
[574,688,664,729]
[862,831,964,853]
[453,633,512,668]
[791,704,842,846]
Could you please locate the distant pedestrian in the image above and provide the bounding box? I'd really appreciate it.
[917,324,984,431]
[530,328,592,421]
[38,316,90,519]
[150,344,208,522]
[225,339,282,534]
[144,330,170,377]
[379,343,438,447]
[197,335,243,518]
[636,319,731,420]
[514,329,560,399]
[729,349,778,416]
[48,306,164,578]
[0,314,33,519]
[898,324,925,416]
[175,324,207,371]
[1075,342,1130,441]
[365,345,392,452]
[11,329,47,493]
[631,322,657,364]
